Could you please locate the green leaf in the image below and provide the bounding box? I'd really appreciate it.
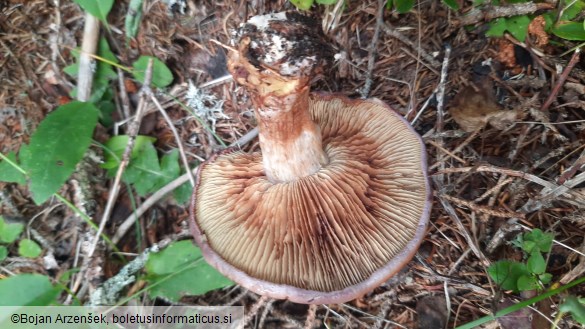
[18,239,42,258]
[173,180,192,205]
[517,274,539,291]
[72,0,114,25]
[316,0,338,4]
[560,0,585,21]
[145,240,232,302]
[123,142,160,196]
[522,229,553,253]
[521,240,537,254]
[0,274,60,306]
[506,15,531,42]
[27,101,99,204]
[539,273,552,285]
[0,151,26,184]
[96,100,115,128]
[488,260,529,291]
[290,0,314,10]
[101,135,156,169]
[560,296,585,324]
[486,18,508,37]
[152,149,180,190]
[394,0,415,13]
[0,217,24,244]
[132,56,173,88]
[442,0,460,10]
[97,37,118,64]
[527,252,546,275]
[0,246,7,262]
[553,21,585,41]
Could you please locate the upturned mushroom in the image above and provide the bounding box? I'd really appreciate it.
[189,12,431,304]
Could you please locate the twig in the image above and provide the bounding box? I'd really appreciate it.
[117,68,132,119]
[92,58,153,255]
[383,24,441,68]
[243,295,269,327]
[439,193,526,219]
[150,94,195,187]
[458,3,554,26]
[429,128,480,171]
[541,48,581,112]
[111,127,259,245]
[558,147,585,184]
[304,304,318,329]
[435,190,491,266]
[434,45,452,188]
[435,165,585,209]
[359,0,386,99]
[77,13,100,101]
[87,239,173,306]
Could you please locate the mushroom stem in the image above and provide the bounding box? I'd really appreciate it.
[227,15,332,183]
[254,85,328,182]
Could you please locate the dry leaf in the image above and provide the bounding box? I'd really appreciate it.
[450,80,521,132]
[496,39,516,69]
[528,16,548,47]
[416,296,448,329]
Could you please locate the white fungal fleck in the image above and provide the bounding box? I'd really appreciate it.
[247,12,287,30]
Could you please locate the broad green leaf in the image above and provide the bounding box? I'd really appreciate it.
[123,142,160,196]
[290,0,314,10]
[132,56,173,88]
[0,274,59,306]
[18,239,42,258]
[517,274,539,291]
[145,240,232,302]
[316,0,338,4]
[488,260,529,291]
[394,0,415,13]
[97,37,118,64]
[96,100,115,128]
[486,18,507,37]
[527,252,546,275]
[27,101,99,204]
[0,217,24,244]
[521,240,537,254]
[0,151,26,184]
[553,21,585,40]
[63,62,79,78]
[72,0,114,25]
[506,15,531,42]
[0,246,7,262]
[152,149,180,190]
[561,0,585,21]
[442,0,460,10]
[560,296,585,324]
[101,135,156,169]
[522,229,553,253]
[539,273,552,284]
[173,180,192,205]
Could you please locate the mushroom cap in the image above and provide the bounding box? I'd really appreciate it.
[189,93,431,304]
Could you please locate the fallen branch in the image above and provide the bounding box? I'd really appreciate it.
[360,0,386,99]
[541,48,581,112]
[458,3,554,26]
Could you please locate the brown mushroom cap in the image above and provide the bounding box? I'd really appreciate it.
[190,93,431,304]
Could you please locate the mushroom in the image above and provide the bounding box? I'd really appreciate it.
[189,12,431,304]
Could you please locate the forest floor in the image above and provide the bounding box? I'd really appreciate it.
[1,0,584,328]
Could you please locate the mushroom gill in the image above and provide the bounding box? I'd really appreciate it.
[192,94,429,294]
